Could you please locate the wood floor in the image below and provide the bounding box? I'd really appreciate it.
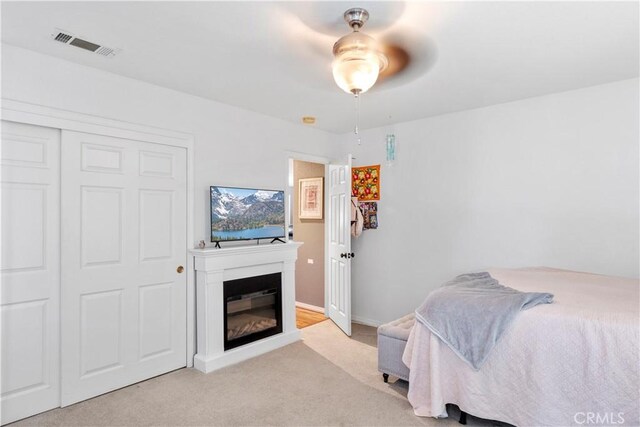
[296,307,328,329]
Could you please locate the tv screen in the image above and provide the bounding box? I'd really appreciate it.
[210,186,285,243]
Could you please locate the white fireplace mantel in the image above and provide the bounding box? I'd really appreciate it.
[191,242,302,373]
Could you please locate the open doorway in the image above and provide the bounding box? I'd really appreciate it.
[288,158,328,329]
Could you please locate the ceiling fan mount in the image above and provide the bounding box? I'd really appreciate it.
[343,8,369,31]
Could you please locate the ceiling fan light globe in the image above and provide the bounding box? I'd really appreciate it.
[332,54,380,94]
[332,30,387,94]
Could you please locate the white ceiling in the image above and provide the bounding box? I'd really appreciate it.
[2,1,638,134]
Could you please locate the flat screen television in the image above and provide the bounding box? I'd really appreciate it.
[210,186,285,243]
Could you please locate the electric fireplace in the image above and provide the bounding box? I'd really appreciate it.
[223,272,282,351]
[193,242,301,373]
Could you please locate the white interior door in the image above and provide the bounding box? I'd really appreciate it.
[60,131,187,406]
[327,155,352,336]
[1,121,61,424]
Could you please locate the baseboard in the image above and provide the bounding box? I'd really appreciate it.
[295,301,325,313]
[352,315,382,327]
[193,330,301,374]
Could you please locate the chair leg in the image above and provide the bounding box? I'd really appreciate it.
[459,410,467,425]
[382,373,389,383]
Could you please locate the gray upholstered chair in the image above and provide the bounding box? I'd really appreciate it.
[377,313,469,425]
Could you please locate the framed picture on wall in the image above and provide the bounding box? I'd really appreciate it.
[299,177,324,219]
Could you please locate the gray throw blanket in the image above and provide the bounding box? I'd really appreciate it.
[415,272,553,370]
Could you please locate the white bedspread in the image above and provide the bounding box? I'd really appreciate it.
[402,267,639,427]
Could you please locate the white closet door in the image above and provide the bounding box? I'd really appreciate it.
[60,131,187,406]
[1,121,61,424]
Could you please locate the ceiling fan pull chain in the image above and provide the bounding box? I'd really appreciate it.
[354,90,361,145]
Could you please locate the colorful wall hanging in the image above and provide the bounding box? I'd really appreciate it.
[386,134,396,162]
[352,164,380,201]
[359,202,378,230]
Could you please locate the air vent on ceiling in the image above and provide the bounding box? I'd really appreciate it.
[50,29,120,57]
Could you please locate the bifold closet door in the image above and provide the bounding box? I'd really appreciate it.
[60,131,187,406]
[1,121,61,424]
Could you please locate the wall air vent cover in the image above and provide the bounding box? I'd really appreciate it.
[50,29,120,57]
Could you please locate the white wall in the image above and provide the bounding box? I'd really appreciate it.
[341,79,639,325]
[1,45,339,245]
[4,46,637,327]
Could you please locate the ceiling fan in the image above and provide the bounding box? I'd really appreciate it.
[328,5,433,96]
[284,3,434,94]
[279,3,434,135]
[326,6,432,139]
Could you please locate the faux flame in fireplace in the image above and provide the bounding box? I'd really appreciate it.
[223,272,283,351]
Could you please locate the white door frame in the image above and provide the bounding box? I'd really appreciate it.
[284,150,331,317]
[1,98,197,367]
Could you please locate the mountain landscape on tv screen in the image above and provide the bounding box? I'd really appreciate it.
[211,187,285,240]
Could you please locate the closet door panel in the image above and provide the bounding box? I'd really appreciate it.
[0,121,60,425]
[60,131,187,406]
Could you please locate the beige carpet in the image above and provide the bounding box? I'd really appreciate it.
[13,322,495,426]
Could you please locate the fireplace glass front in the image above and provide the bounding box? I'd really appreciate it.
[223,272,282,351]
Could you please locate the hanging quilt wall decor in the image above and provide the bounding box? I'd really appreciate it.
[352,164,380,201]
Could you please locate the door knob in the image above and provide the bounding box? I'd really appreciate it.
[340,253,346,258]
[177,265,184,274]
[350,252,355,258]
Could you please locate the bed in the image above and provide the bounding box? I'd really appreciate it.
[402,267,639,426]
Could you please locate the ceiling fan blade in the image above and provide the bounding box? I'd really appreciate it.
[375,33,438,89]
[379,44,410,80]
[271,7,337,89]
